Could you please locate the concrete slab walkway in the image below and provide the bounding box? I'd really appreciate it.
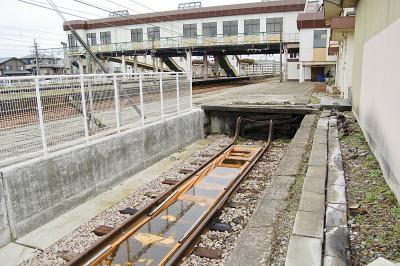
[286,111,351,266]
[193,81,315,106]
[226,114,317,266]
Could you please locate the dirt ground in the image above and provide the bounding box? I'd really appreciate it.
[338,112,400,264]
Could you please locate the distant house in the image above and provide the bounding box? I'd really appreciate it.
[0,57,30,77]
[19,54,65,75]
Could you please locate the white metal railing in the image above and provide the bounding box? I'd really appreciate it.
[66,32,300,55]
[0,72,192,165]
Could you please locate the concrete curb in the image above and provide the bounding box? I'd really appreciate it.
[285,113,351,266]
[225,114,317,266]
[324,116,351,265]
[286,110,330,266]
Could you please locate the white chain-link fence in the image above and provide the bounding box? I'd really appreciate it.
[0,72,192,165]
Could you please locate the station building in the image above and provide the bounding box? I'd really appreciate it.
[63,0,306,80]
[63,0,343,86]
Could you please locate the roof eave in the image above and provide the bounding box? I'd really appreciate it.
[324,0,358,22]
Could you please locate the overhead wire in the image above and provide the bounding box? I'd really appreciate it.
[0,32,63,41]
[126,0,227,46]
[0,25,65,36]
[126,0,184,27]
[104,0,183,33]
[16,0,142,38]
[16,0,90,20]
[0,37,60,46]
[27,0,104,18]
[16,0,200,53]
[73,0,183,36]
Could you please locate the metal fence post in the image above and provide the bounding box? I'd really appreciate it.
[189,71,193,110]
[35,77,48,155]
[139,73,145,126]
[79,74,90,142]
[160,73,164,120]
[176,73,180,114]
[113,75,120,132]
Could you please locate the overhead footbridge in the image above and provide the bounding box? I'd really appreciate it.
[64,0,304,58]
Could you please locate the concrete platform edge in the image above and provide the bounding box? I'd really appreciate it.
[225,114,317,266]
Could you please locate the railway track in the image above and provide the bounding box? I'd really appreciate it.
[67,117,274,266]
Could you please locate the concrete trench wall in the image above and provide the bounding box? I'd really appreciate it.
[0,109,204,248]
[202,106,318,138]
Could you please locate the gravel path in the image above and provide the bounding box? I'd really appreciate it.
[268,119,314,266]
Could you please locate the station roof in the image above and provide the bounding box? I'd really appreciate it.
[330,15,355,41]
[19,54,59,60]
[297,12,326,29]
[63,0,306,31]
[0,57,14,64]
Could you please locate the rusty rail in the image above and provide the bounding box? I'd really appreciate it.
[68,117,273,266]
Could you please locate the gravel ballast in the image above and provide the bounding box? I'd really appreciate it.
[21,135,289,266]
[181,138,289,266]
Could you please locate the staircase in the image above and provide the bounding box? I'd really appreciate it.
[163,57,184,72]
[216,55,239,77]
[105,57,170,72]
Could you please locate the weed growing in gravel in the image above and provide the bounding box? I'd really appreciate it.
[338,112,400,263]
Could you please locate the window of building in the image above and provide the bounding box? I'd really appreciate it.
[313,30,327,48]
[17,66,23,71]
[68,34,78,47]
[183,24,197,38]
[223,20,238,36]
[86,33,96,46]
[5,65,11,70]
[244,19,260,35]
[131,28,143,42]
[266,17,283,33]
[100,31,111,45]
[147,27,160,41]
[202,22,217,37]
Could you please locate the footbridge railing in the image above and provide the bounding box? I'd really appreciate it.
[66,32,300,55]
[0,72,192,165]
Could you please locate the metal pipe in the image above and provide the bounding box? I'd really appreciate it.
[79,74,90,141]
[35,77,48,155]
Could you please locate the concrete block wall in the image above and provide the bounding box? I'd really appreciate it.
[0,110,204,248]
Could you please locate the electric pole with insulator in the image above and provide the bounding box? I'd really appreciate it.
[34,39,40,75]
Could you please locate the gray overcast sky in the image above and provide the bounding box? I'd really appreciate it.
[0,0,257,57]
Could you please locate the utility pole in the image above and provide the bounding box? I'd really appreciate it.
[34,39,40,76]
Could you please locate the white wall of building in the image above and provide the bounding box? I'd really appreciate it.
[299,29,314,62]
[304,65,311,80]
[335,32,354,99]
[299,27,336,63]
[358,17,400,200]
[288,61,299,80]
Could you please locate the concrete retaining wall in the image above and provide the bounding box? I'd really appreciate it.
[0,110,204,247]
